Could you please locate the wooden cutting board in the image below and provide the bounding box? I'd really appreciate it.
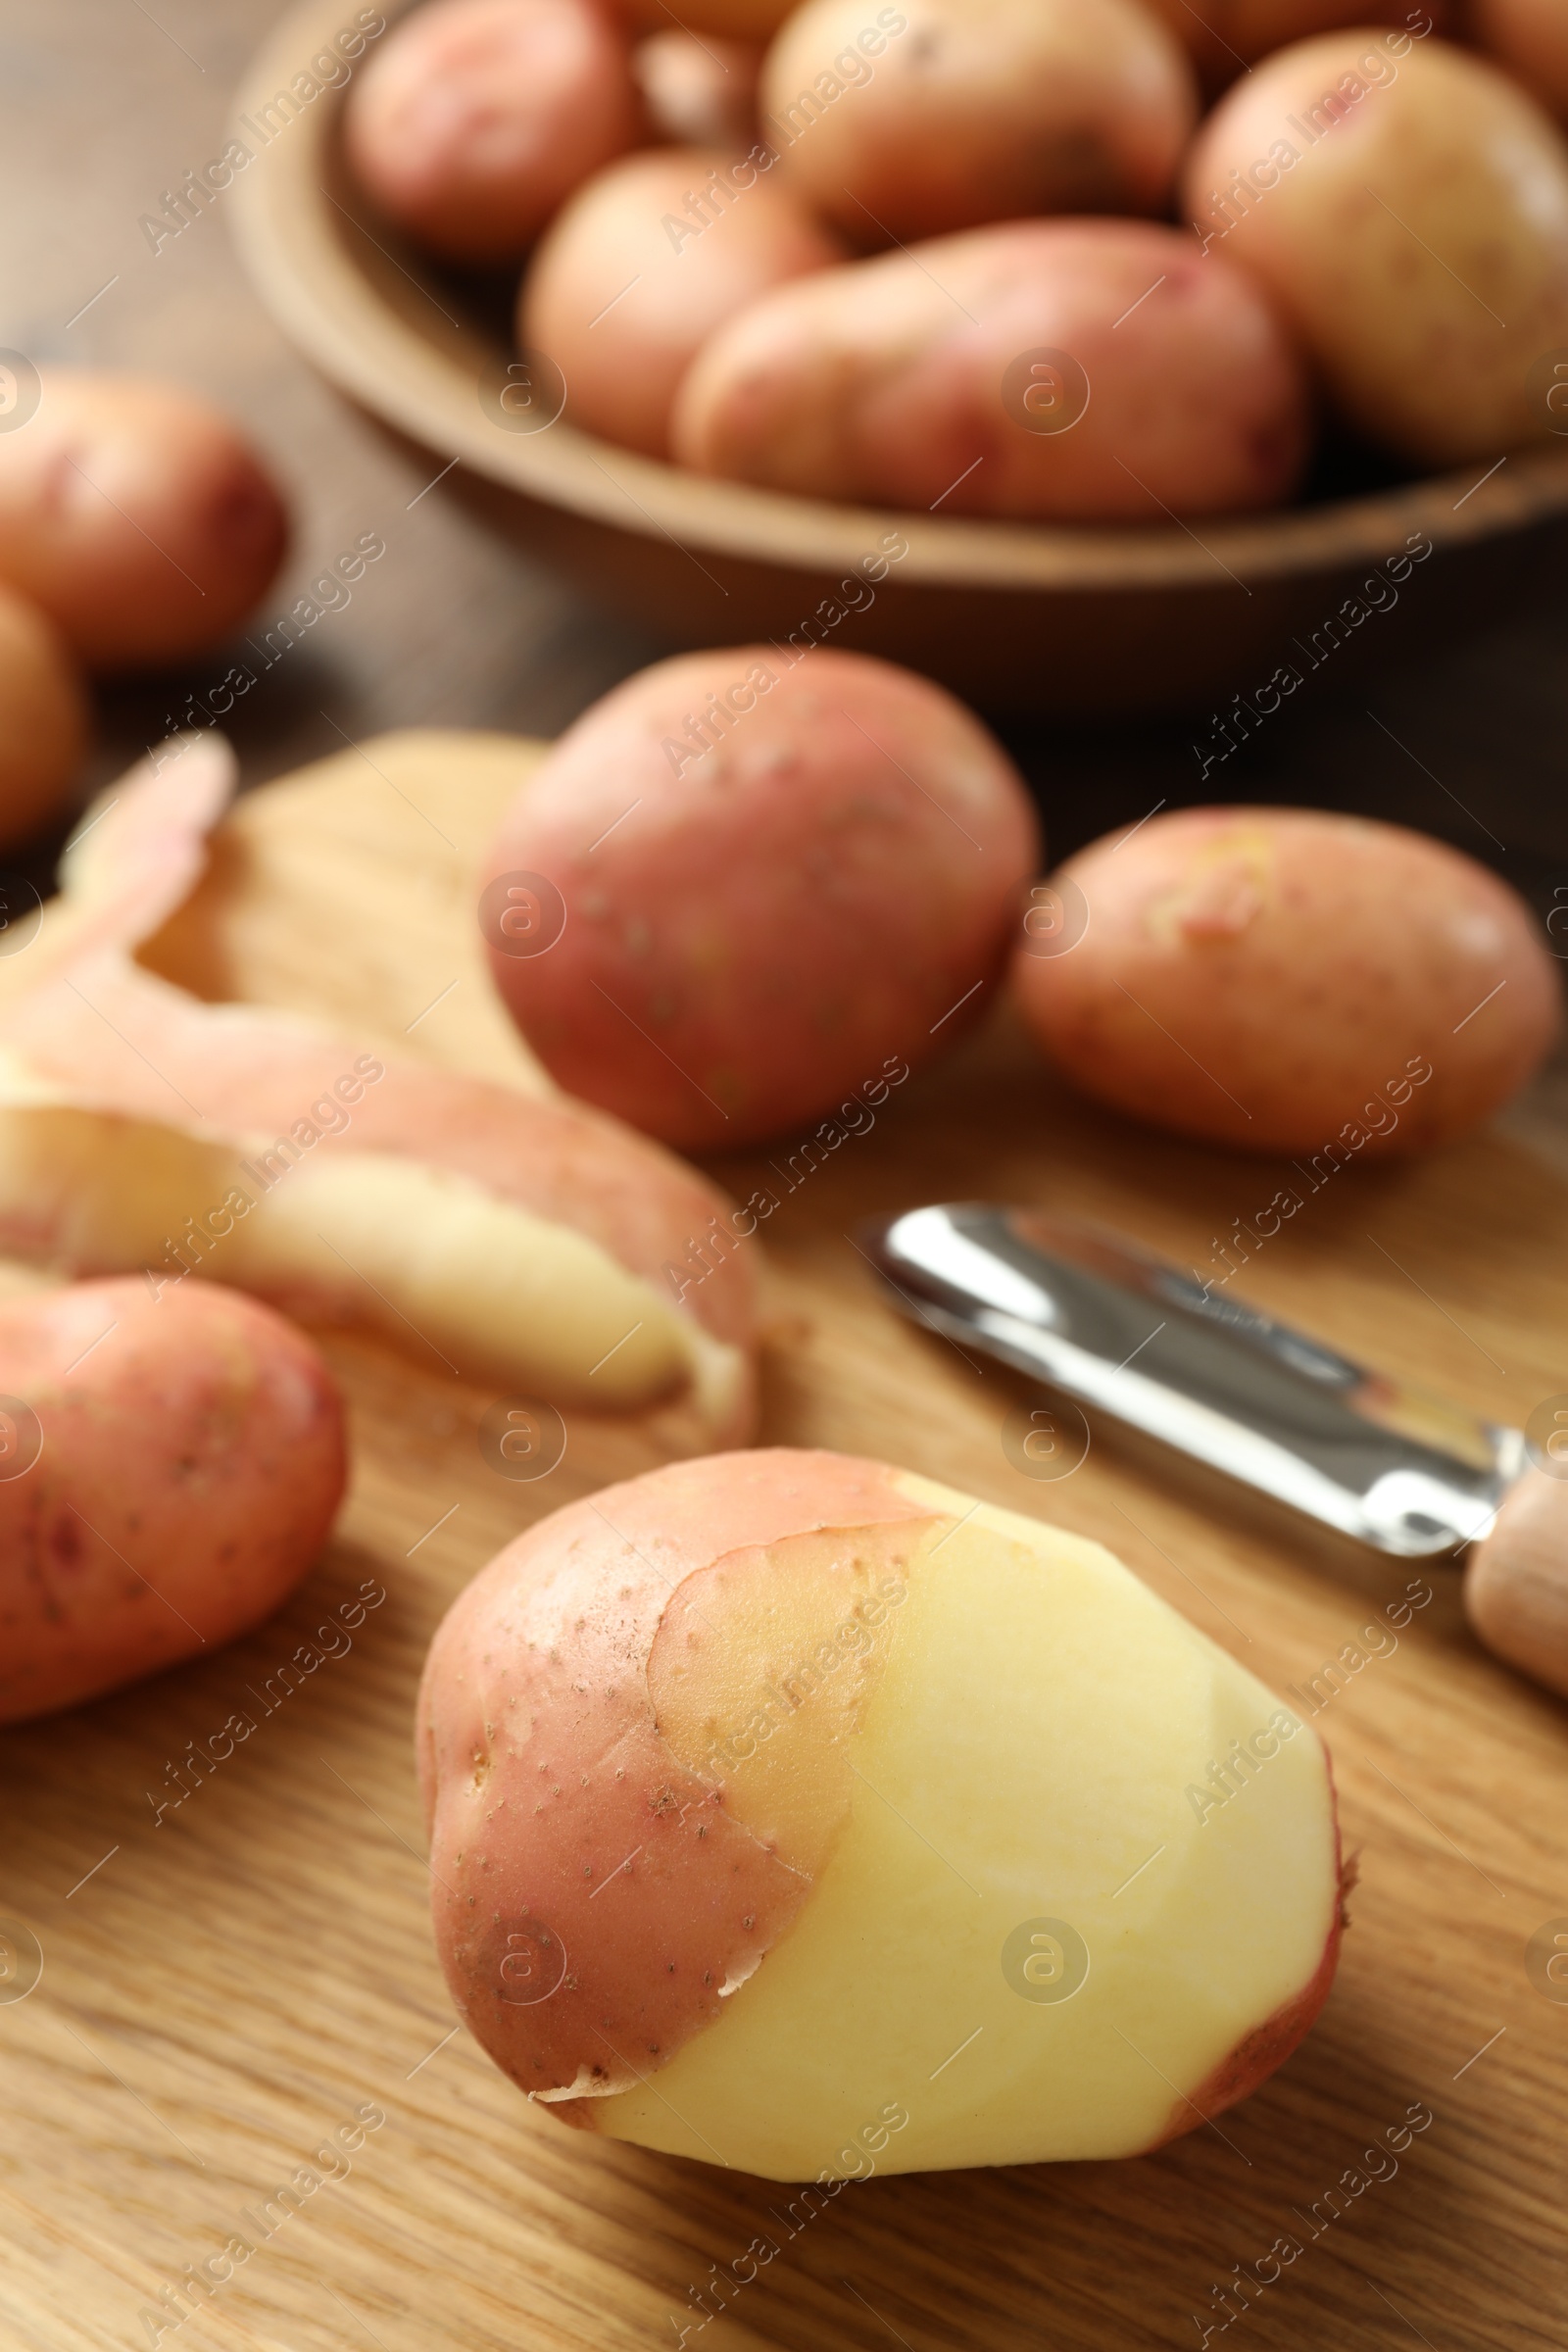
[2,733,1564,2352]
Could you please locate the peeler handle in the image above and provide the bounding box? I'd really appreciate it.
[1466,1469,1568,1701]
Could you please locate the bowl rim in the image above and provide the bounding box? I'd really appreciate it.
[229,0,1568,597]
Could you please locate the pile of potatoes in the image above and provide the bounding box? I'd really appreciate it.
[0,370,286,851]
[345,0,1568,517]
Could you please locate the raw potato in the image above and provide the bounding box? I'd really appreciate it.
[0,1277,345,1723]
[1145,0,1449,83]
[0,585,87,852]
[762,0,1197,240]
[519,147,846,457]
[483,648,1040,1149]
[0,736,759,1444]
[418,1449,1343,2179]
[1010,807,1560,1154]
[1181,31,1568,466]
[632,30,762,150]
[344,0,643,261]
[1468,0,1568,119]
[0,372,287,670]
[673,220,1310,519]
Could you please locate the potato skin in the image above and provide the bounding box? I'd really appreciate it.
[520,146,845,457]
[1181,32,1568,465]
[0,372,288,670]
[483,648,1040,1149]
[417,1448,933,2112]
[0,585,87,853]
[1011,808,1560,1153]
[0,1279,346,1722]
[344,0,642,261]
[1145,0,1450,82]
[673,220,1309,519]
[0,726,760,1440]
[1469,0,1568,120]
[762,0,1197,240]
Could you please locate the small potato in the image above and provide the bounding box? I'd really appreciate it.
[344,0,642,262]
[482,648,1040,1150]
[0,585,88,852]
[0,372,287,671]
[1010,808,1560,1154]
[419,1449,1341,2177]
[674,220,1309,519]
[1468,0,1568,122]
[633,29,762,150]
[0,1277,346,1722]
[1181,32,1568,465]
[520,147,845,455]
[1144,1,1451,84]
[762,0,1197,240]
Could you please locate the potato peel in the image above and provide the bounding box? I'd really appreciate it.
[0,737,757,1440]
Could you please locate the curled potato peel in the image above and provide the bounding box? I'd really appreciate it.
[0,737,757,1442]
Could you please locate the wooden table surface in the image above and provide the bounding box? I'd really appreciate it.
[1,7,1567,2350]
[0,732,1564,2352]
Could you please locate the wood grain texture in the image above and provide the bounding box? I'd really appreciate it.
[1,734,1565,2352]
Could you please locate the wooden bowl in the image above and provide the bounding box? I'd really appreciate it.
[229,0,1568,716]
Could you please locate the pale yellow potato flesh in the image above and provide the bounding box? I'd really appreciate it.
[228,1154,696,1405]
[0,1097,723,1412]
[601,1477,1338,2177]
[652,1522,919,1883]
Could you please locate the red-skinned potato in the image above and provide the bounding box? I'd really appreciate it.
[1145,0,1450,84]
[520,147,845,457]
[0,1277,346,1722]
[418,1449,1344,2179]
[762,0,1197,240]
[633,30,762,150]
[0,585,88,851]
[482,648,1040,1150]
[1181,31,1568,466]
[1468,0,1568,121]
[0,372,286,672]
[344,0,643,262]
[673,220,1310,519]
[1011,808,1561,1154]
